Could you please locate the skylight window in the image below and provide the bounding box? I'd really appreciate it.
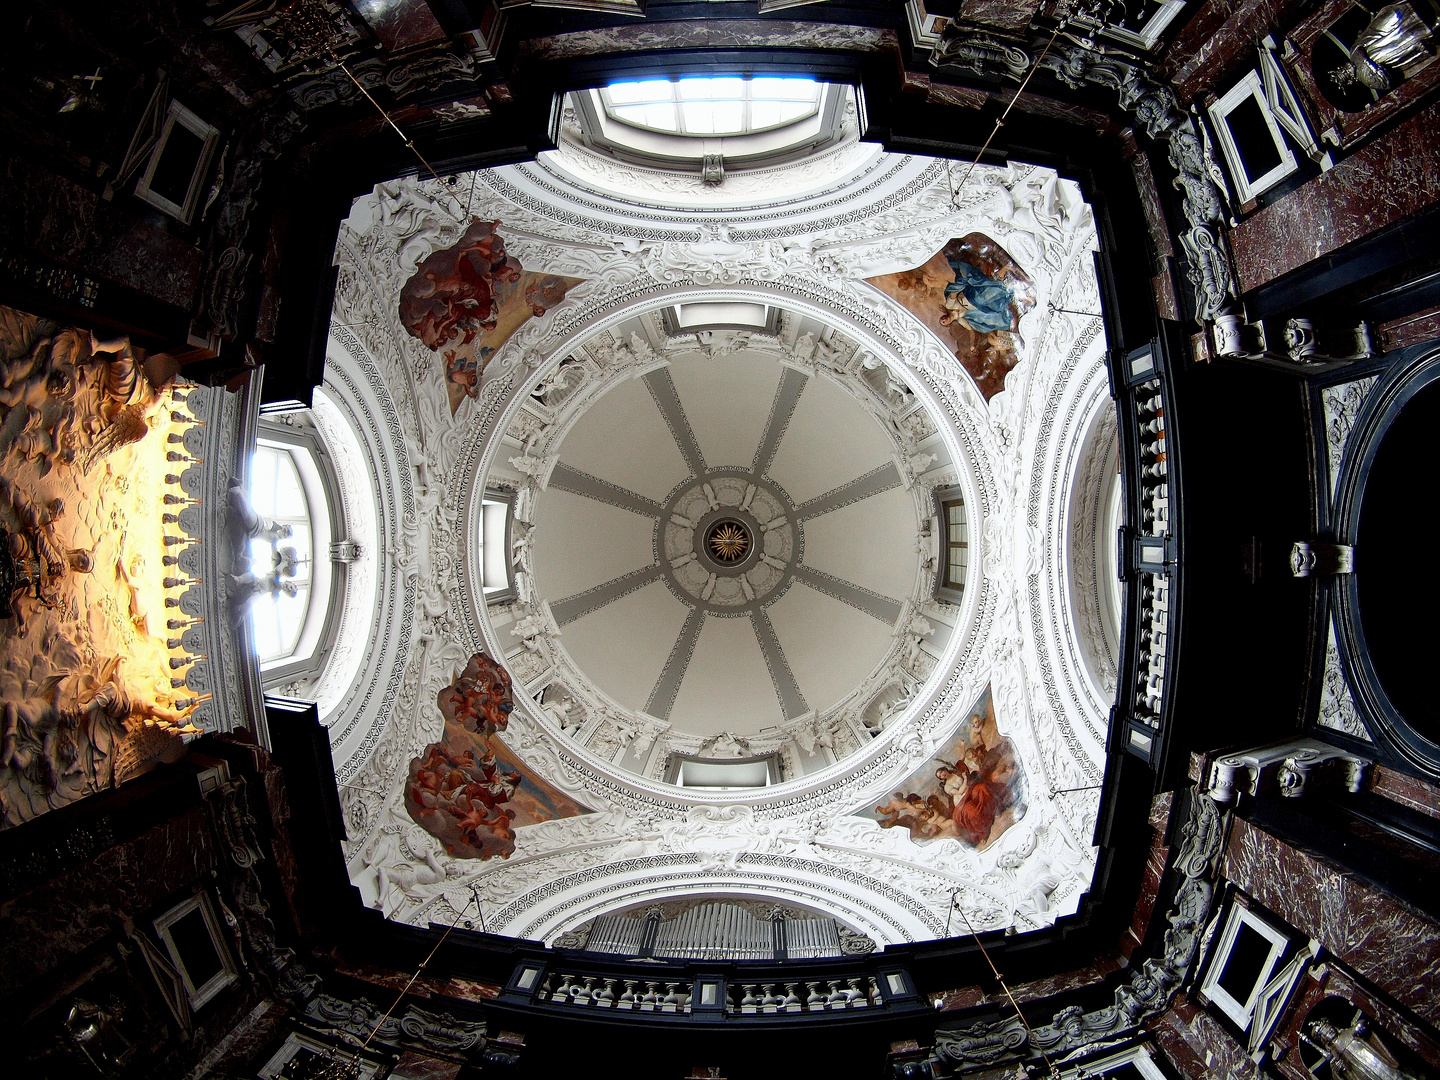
[601,76,820,136]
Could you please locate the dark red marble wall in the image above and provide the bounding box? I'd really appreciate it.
[1148,993,1265,1080]
[1124,791,1174,959]
[1230,99,1440,293]
[1368,764,1440,820]
[0,155,203,312]
[1223,815,1440,1026]
[0,803,217,993]
[1159,0,1313,100]
[392,1050,463,1080]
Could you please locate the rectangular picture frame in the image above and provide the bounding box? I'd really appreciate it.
[1207,70,1298,205]
[1198,899,1293,1029]
[134,100,220,225]
[153,891,238,1010]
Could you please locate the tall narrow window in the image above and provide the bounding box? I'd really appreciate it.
[943,498,968,590]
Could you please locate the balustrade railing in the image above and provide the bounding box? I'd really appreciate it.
[538,972,694,1013]
[728,975,882,1013]
[520,970,888,1018]
[1114,331,1185,781]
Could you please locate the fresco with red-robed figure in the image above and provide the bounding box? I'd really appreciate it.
[864,686,1026,850]
[398,219,582,413]
[404,652,588,860]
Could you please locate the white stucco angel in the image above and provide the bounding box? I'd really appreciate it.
[361,824,463,918]
[510,610,551,649]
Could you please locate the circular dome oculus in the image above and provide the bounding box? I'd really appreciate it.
[707,520,751,564]
[661,471,799,612]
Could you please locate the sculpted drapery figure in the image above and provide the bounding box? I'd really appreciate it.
[1336,1,1439,91]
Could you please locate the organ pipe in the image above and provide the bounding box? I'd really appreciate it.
[584,903,848,961]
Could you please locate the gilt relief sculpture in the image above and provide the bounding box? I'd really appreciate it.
[0,305,199,827]
[398,218,582,412]
[404,651,588,860]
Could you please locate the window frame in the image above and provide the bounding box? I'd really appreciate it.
[1207,69,1300,204]
[152,892,238,1010]
[1197,897,1295,1029]
[1058,1040,1176,1078]
[133,100,220,225]
[250,419,348,688]
[568,80,851,174]
[599,76,823,138]
[664,753,783,789]
[482,486,517,605]
[932,485,969,605]
[1094,0,1191,51]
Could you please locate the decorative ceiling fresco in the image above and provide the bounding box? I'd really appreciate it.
[405,651,589,861]
[867,232,1039,400]
[398,218,583,412]
[866,686,1028,851]
[326,134,1116,949]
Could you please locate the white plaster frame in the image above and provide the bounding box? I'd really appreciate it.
[1207,71,1298,204]
[1198,900,1292,1029]
[1098,0,1190,51]
[1062,1042,1171,1079]
[258,1033,383,1079]
[1260,37,1331,170]
[134,100,220,224]
[153,892,238,1010]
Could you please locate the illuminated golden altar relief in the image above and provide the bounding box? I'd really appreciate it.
[0,305,204,828]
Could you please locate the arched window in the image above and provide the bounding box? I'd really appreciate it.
[931,486,969,605]
[941,498,969,592]
[245,424,344,683]
[565,78,851,177]
[248,443,317,663]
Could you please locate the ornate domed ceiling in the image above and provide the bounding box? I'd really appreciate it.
[522,333,945,778]
[322,132,1117,950]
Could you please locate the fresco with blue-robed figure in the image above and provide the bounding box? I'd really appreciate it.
[867,233,1035,400]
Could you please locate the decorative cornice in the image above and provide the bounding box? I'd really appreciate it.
[933,792,1225,1072]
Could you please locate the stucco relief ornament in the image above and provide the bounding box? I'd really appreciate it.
[639,226,814,287]
[332,142,1110,945]
[934,794,1224,1072]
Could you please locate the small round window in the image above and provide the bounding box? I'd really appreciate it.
[601,76,821,136]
